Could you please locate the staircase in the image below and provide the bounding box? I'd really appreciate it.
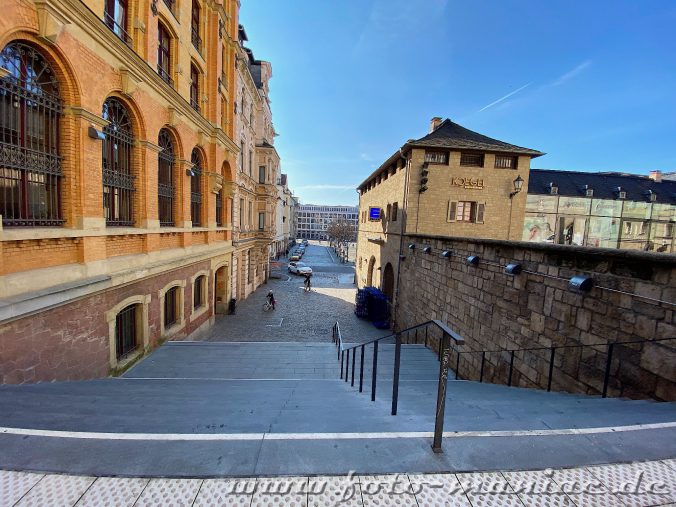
[0,340,675,477]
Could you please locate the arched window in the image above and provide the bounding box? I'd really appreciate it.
[158,128,174,226]
[157,22,172,86]
[102,97,135,226]
[190,148,202,226]
[115,303,138,360]
[0,42,63,227]
[190,64,200,112]
[215,189,223,227]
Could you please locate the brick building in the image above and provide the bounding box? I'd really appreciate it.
[230,25,279,302]
[523,169,675,253]
[355,117,543,299]
[0,0,243,383]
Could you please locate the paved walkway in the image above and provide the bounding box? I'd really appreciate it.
[3,459,675,506]
[205,243,384,343]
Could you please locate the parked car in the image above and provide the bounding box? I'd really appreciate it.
[289,255,301,262]
[288,261,312,275]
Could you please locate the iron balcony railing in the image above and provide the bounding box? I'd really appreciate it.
[104,13,132,46]
[191,28,202,53]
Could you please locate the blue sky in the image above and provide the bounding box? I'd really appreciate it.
[240,0,676,205]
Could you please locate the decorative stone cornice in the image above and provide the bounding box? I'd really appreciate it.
[34,0,71,44]
[120,69,144,97]
[63,106,109,127]
[137,140,162,153]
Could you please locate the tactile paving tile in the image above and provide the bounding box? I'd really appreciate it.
[455,472,525,507]
[75,477,148,507]
[307,475,362,507]
[407,473,472,507]
[194,478,256,506]
[501,470,576,507]
[549,467,626,507]
[586,460,676,507]
[360,475,417,507]
[251,477,308,507]
[133,478,202,507]
[15,474,94,507]
[663,459,676,472]
[0,470,44,506]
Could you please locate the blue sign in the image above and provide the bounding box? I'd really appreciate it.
[369,207,381,220]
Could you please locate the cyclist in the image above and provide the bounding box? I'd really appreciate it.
[266,290,276,310]
[303,273,312,292]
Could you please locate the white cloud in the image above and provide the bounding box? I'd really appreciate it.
[552,60,592,86]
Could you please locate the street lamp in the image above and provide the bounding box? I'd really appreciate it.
[509,175,524,199]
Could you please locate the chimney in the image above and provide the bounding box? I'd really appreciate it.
[649,170,662,182]
[429,117,443,133]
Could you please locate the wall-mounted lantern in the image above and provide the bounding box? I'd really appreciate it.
[408,243,416,250]
[504,263,522,275]
[87,125,105,140]
[441,250,452,258]
[423,246,432,254]
[509,175,524,199]
[466,255,480,266]
[568,275,594,292]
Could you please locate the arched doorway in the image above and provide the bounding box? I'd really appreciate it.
[367,256,376,286]
[382,263,394,300]
[214,265,229,314]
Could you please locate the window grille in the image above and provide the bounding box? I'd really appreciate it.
[0,42,63,227]
[494,155,517,169]
[215,190,223,226]
[102,98,135,226]
[194,275,205,308]
[158,129,174,226]
[424,151,448,164]
[460,153,484,167]
[191,1,202,53]
[190,148,202,226]
[190,65,200,112]
[115,304,137,360]
[164,286,178,327]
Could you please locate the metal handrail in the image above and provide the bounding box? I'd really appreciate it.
[332,319,465,453]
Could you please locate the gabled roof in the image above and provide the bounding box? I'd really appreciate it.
[410,119,544,157]
[529,169,676,204]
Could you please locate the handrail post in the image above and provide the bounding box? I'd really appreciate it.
[425,327,428,347]
[371,341,379,401]
[455,352,460,380]
[345,349,350,383]
[432,332,451,453]
[351,347,356,386]
[391,333,402,415]
[340,350,344,379]
[508,350,515,386]
[602,343,614,398]
[479,351,485,383]
[547,347,555,392]
[359,345,365,392]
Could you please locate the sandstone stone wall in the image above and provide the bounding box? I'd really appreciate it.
[395,235,676,401]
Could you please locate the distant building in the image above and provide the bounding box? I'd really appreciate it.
[355,117,543,297]
[296,204,359,241]
[524,169,676,252]
[273,174,296,257]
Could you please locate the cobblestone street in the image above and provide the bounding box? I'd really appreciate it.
[205,243,385,343]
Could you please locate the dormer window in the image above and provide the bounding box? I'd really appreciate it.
[615,186,626,199]
[548,182,558,195]
[646,190,657,202]
[584,185,593,197]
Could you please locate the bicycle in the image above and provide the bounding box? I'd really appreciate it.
[263,301,274,311]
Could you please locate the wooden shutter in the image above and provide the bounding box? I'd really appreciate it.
[447,201,457,222]
[476,203,485,223]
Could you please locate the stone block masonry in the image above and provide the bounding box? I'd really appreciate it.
[395,235,676,401]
